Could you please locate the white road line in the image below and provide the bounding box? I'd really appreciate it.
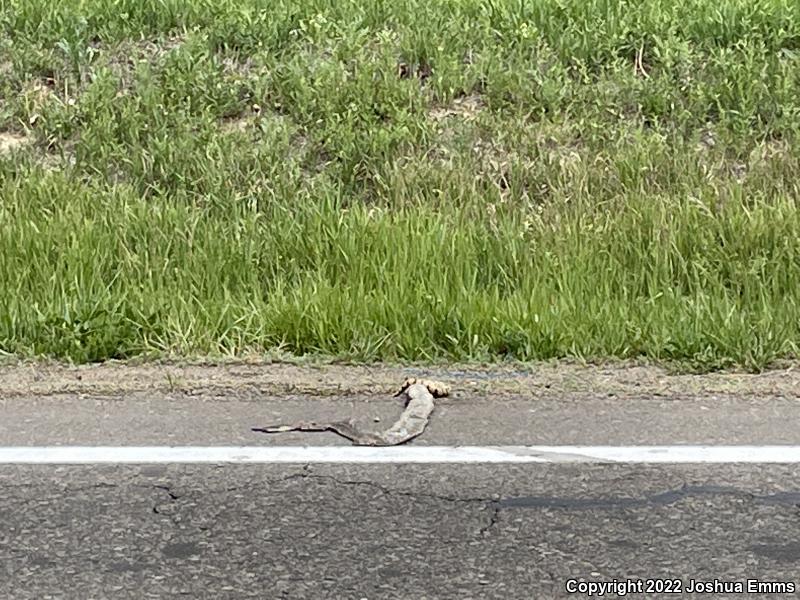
[1,446,800,464]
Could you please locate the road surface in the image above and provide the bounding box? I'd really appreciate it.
[2,361,800,598]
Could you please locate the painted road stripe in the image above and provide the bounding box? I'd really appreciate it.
[2,446,800,464]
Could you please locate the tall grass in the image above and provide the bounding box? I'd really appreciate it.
[1,0,799,369]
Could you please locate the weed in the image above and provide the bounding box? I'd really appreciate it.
[1,0,800,370]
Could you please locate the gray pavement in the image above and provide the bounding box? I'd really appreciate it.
[2,464,800,599]
[3,390,800,445]
[3,362,800,598]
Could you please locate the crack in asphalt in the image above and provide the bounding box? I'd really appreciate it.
[207,468,502,535]
[298,471,502,536]
[304,472,502,534]
[491,483,800,511]
[134,471,800,537]
[251,474,800,535]
[11,471,800,539]
[151,484,181,515]
[479,504,501,536]
[303,472,491,504]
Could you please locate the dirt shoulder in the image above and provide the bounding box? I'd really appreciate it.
[2,359,798,401]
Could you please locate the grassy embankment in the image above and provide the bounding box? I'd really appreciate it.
[1,0,800,369]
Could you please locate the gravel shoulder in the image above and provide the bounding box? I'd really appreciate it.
[3,359,800,400]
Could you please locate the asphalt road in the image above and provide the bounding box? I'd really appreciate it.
[3,464,800,599]
[4,386,800,446]
[2,362,800,599]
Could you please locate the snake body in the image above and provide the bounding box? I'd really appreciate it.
[252,378,450,446]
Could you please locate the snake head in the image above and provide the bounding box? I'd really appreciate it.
[395,377,451,398]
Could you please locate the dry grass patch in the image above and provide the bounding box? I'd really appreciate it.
[19,79,57,125]
[428,93,485,123]
[219,105,263,134]
[0,131,31,155]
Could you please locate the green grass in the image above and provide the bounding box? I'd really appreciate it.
[1,0,800,369]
